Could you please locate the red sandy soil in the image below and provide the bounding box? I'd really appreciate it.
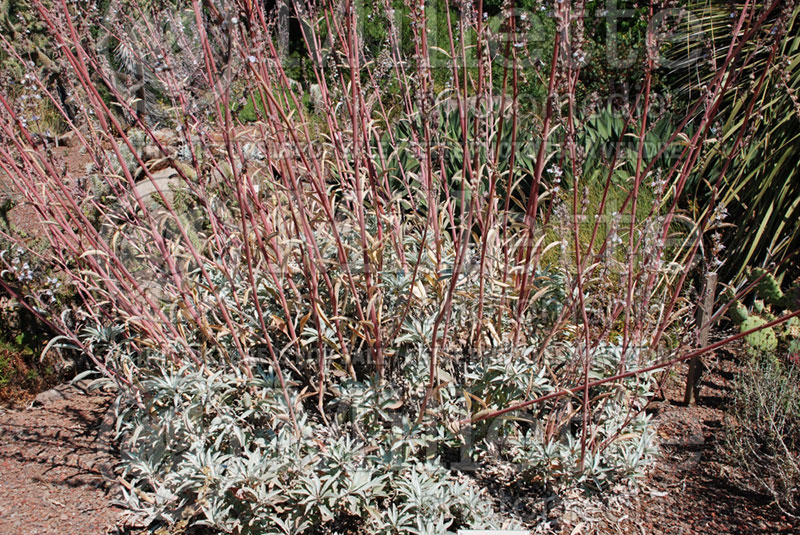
[0,382,142,535]
[608,351,798,535]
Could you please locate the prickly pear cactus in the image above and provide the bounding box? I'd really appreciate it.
[722,288,749,324]
[730,301,749,324]
[786,316,800,339]
[750,268,786,307]
[728,270,800,361]
[740,316,778,355]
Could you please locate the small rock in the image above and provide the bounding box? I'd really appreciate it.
[33,385,74,406]
[242,142,265,161]
[309,83,323,111]
[152,129,179,147]
[56,131,77,148]
[141,144,164,162]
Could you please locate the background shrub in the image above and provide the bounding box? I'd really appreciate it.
[723,357,800,514]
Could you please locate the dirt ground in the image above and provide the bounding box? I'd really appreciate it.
[602,351,798,535]
[0,381,140,535]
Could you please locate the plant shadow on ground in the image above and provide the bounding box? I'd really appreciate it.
[0,383,148,534]
[627,346,797,535]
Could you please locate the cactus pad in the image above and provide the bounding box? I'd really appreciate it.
[729,301,749,324]
[750,268,786,306]
[786,317,800,339]
[740,315,778,354]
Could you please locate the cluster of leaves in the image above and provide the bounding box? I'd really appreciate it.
[0,0,74,135]
[95,323,658,534]
[0,232,76,386]
[471,344,657,489]
[106,346,512,533]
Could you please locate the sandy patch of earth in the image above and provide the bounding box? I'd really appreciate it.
[0,382,140,535]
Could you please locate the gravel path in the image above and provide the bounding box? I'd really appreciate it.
[0,382,134,535]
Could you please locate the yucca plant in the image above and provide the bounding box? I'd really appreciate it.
[673,0,800,281]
